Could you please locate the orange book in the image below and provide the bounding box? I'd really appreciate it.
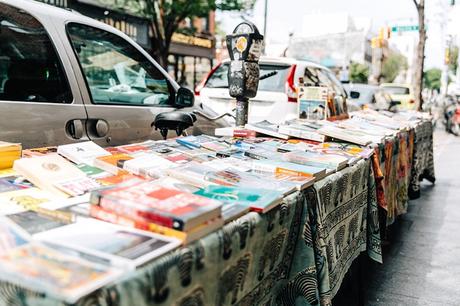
[94,154,133,175]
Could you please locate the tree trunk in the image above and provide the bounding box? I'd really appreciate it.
[414,0,426,111]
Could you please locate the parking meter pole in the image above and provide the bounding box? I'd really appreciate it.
[235,98,249,127]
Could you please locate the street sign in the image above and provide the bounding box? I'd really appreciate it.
[391,25,419,32]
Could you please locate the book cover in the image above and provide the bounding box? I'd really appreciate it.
[122,153,175,179]
[5,210,71,235]
[0,217,30,255]
[22,146,57,158]
[245,121,290,140]
[252,159,326,179]
[214,127,257,138]
[278,124,326,142]
[317,126,373,146]
[0,243,122,304]
[297,86,328,120]
[0,187,65,216]
[194,185,283,213]
[94,154,134,175]
[93,180,222,231]
[57,141,111,166]
[13,154,88,197]
[283,151,349,170]
[34,218,181,269]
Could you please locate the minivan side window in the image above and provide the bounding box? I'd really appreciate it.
[67,23,174,106]
[0,3,72,103]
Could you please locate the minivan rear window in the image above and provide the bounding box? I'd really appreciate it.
[205,63,290,93]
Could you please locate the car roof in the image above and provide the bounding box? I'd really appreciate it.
[2,0,124,36]
[221,56,328,70]
[380,83,411,88]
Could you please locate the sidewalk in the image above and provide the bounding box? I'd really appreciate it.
[365,127,460,305]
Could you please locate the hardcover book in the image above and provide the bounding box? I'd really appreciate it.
[91,179,222,231]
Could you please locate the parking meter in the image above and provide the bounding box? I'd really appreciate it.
[226,22,264,126]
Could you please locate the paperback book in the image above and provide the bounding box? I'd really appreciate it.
[57,141,111,166]
[94,154,134,175]
[245,121,290,140]
[297,86,328,120]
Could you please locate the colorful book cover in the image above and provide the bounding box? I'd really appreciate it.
[297,86,328,120]
[34,218,181,269]
[5,210,71,235]
[0,218,29,255]
[94,154,134,175]
[0,187,63,216]
[94,180,221,231]
[0,243,122,304]
[195,185,283,213]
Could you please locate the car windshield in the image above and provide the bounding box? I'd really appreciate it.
[382,86,410,95]
[67,23,173,106]
[205,63,290,92]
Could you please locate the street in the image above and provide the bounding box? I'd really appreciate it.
[365,126,460,305]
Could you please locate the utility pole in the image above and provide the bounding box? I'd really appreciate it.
[263,0,268,54]
[413,0,427,110]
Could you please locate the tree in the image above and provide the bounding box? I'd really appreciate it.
[349,62,369,84]
[103,0,256,68]
[413,0,426,111]
[424,68,442,91]
[381,53,408,83]
[449,46,459,74]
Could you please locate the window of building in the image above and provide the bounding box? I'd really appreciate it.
[0,3,72,103]
[67,23,174,106]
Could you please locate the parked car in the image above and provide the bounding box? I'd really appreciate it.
[343,84,395,111]
[380,83,416,110]
[0,0,226,149]
[195,57,349,124]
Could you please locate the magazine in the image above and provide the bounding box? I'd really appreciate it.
[57,141,111,166]
[297,86,328,120]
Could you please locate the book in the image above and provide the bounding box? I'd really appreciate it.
[0,175,33,193]
[0,188,63,216]
[317,126,373,146]
[34,218,181,269]
[5,210,72,235]
[57,142,111,166]
[115,144,151,154]
[282,151,349,170]
[176,135,221,149]
[95,172,142,186]
[297,86,328,120]
[278,124,326,142]
[251,159,327,180]
[91,179,222,231]
[76,164,112,179]
[21,146,57,158]
[0,217,30,254]
[94,154,134,175]
[195,185,283,213]
[0,242,122,304]
[0,142,22,170]
[249,169,315,191]
[90,205,224,244]
[214,127,257,138]
[13,154,95,197]
[122,153,175,179]
[245,121,290,140]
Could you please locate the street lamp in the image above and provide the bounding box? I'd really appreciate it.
[226,21,264,127]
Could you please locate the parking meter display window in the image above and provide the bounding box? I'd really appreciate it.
[206,64,289,93]
[67,23,174,107]
[0,4,72,104]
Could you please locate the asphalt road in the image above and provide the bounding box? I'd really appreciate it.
[364,127,460,305]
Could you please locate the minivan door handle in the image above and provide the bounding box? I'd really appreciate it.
[95,119,109,137]
[66,120,84,139]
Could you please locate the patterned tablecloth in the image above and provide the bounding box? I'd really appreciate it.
[0,160,381,306]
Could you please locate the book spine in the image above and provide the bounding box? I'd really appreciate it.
[90,205,187,242]
[98,197,183,230]
[233,130,257,137]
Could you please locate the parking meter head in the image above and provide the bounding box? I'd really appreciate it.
[226,22,264,62]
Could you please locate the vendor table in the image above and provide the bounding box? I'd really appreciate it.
[0,120,434,306]
[0,160,381,306]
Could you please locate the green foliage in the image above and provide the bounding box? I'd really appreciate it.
[423,68,442,90]
[381,53,408,83]
[349,62,369,84]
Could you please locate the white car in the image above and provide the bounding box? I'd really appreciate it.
[195,57,348,124]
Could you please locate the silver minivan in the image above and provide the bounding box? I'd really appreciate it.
[0,0,225,148]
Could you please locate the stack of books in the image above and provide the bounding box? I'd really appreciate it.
[0,142,21,170]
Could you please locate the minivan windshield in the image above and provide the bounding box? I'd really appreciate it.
[67,23,173,106]
[205,63,290,92]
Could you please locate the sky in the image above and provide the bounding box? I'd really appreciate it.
[217,0,448,69]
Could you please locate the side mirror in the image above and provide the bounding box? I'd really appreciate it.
[175,87,195,108]
[350,91,360,99]
[153,111,197,140]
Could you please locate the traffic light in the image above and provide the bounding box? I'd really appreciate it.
[445,48,451,65]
